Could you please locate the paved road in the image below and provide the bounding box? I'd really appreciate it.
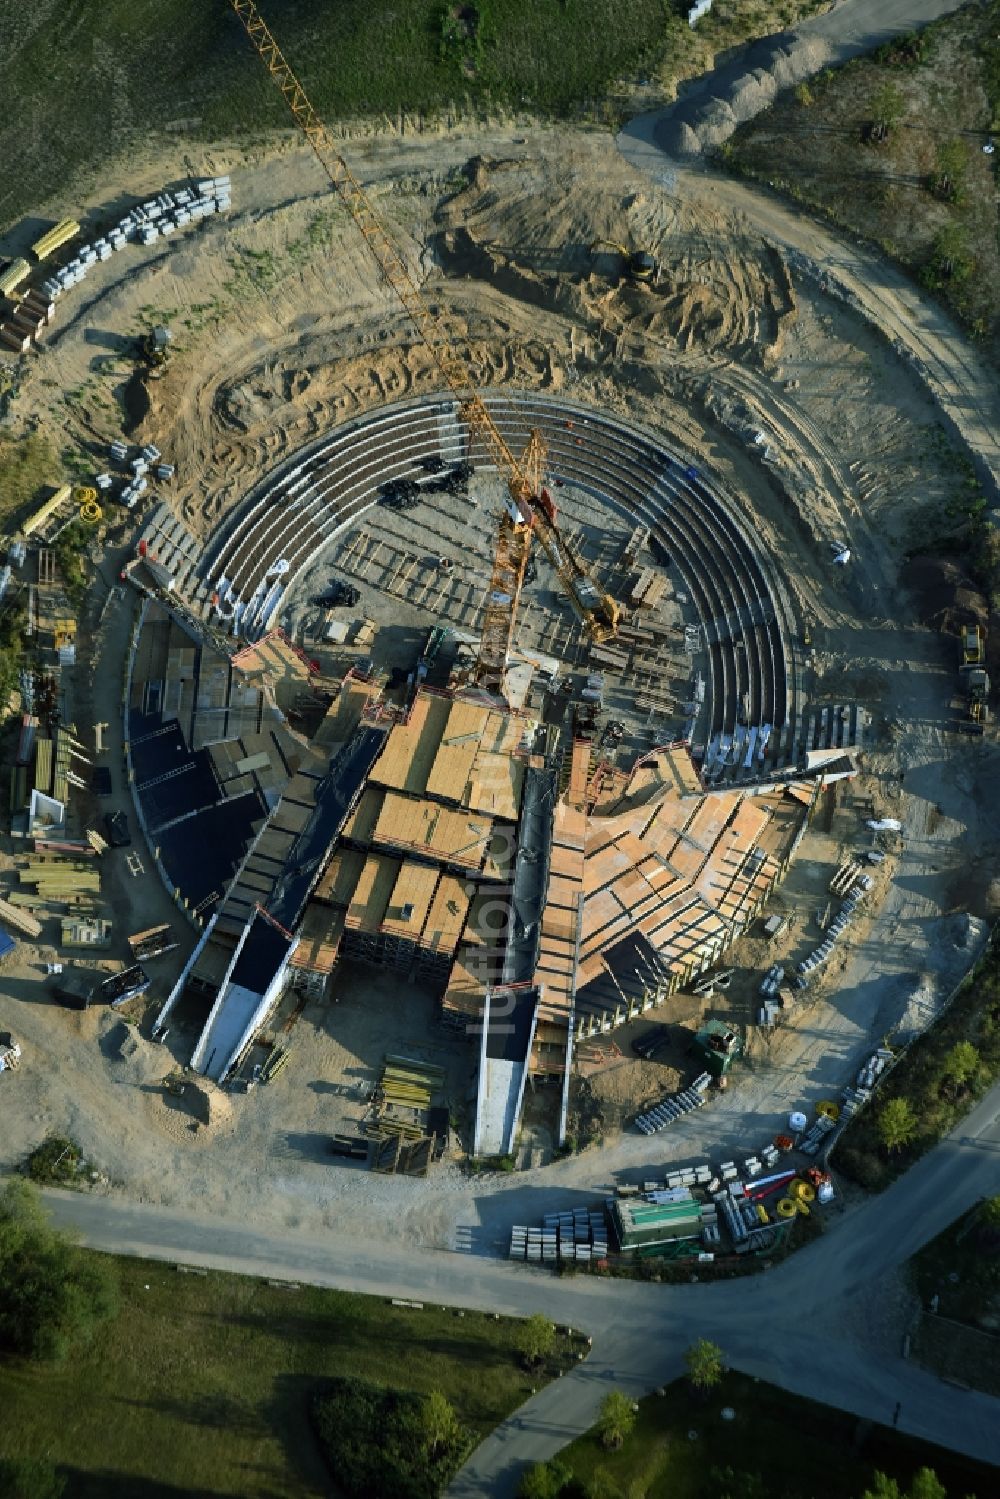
[40,1080,1000,1496]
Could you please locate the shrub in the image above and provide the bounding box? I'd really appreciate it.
[26,1136,83,1186]
[311,1376,470,1499]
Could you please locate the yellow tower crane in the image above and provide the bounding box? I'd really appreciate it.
[226,0,620,695]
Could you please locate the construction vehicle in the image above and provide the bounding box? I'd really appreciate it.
[960,623,985,669]
[226,0,620,698]
[590,240,658,283]
[140,324,171,375]
[962,667,990,736]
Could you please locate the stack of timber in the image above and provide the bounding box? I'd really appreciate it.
[0,895,42,939]
[19,857,101,904]
[128,924,178,961]
[367,1132,435,1176]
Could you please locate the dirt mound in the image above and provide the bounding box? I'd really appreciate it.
[187,1078,234,1129]
[900,555,988,631]
[103,1017,164,1086]
[661,33,831,155]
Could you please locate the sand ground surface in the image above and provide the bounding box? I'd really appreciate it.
[1,92,999,1254]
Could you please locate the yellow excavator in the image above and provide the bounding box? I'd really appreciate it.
[590,239,658,283]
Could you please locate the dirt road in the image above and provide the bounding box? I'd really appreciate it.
[618,3,1000,509]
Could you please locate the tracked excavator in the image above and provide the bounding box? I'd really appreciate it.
[590,239,658,283]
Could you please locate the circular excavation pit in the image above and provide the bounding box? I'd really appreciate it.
[203,393,799,780]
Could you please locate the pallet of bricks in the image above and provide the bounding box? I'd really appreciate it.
[509,1206,608,1267]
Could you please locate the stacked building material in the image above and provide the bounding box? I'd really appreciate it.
[20,858,100,903]
[634,1071,711,1133]
[509,1204,609,1265]
[0,895,42,939]
[61,916,111,947]
[610,1193,702,1252]
[40,177,233,302]
[128,924,178,961]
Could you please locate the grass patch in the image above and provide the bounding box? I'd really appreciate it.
[0,433,55,531]
[1,3,839,234]
[912,1199,1000,1329]
[906,1200,1000,1397]
[833,934,1000,1190]
[551,1369,997,1497]
[0,1252,578,1497]
[0,0,666,231]
[723,1,1000,347]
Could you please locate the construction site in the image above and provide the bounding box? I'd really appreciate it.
[1,1,999,1257]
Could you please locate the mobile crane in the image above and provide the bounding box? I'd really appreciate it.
[226,1,620,696]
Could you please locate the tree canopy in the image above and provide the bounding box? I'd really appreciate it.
[596,1390,636,1450]
[685,1338,725,1393]
[877,1097,918,1154]
[0,1181,117,1362]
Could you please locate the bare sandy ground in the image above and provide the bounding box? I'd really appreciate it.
[2,116,998,1252]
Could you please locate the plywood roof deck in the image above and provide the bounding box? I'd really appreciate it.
[371,692,452,795]
[343,785,384,845]
[314,846,367,906]
[467,750,524,821]
[314,679,374,748]
[442,951,487,1020]
[382,860,439,937]
[567,739,591,810]
[290,904,345,973]
[373,791,494,872]
[422,874,471,954]
[425,700,489,799]
[345,853,401,932]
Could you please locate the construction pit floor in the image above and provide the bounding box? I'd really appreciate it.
[2,118,1000,1253]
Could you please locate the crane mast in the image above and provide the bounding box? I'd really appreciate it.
[226,0,619,687]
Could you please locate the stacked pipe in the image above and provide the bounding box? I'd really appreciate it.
[635,1070,711,1134]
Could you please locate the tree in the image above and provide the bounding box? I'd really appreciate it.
[861,1470,946,1499]
[876,1097,917,1154]
[942,1041,978,1089]
[979,1195,1000,1227]
[518,1458,572,1499]
[908,1470,946,1499]
[515,1312,556,1368]
[870,82,905,138]
[684,1337,724,1394]
[596,1391,636,1450]
[421,1390,462,1461]
[0,1180,118,1362]
[932,138,968,203]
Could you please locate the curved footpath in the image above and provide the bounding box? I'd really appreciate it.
[38,1080,1000,1495]
[618,0,1000,508]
